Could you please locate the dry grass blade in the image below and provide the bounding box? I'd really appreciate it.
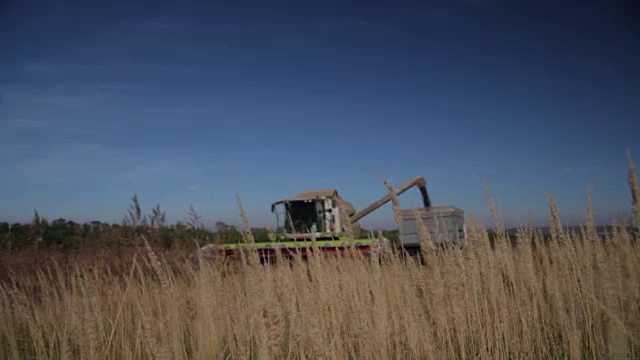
[586,189,597,240]
[628,147,640,228]
[104,254,138,354]
[548,195,565,242]
[383,177,403,246]
[483,177,507,245]
[236,194,255,245]
[141,234,170,290]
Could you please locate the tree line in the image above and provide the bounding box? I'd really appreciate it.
[0,216,276,251]
[0,195,279,251]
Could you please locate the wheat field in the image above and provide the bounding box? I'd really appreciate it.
[1,152,639,360]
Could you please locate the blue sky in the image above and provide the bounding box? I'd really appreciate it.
[1,0,639,229]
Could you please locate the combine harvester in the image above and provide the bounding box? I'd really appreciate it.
[201,176,466,263]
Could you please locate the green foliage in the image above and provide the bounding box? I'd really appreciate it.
[0,218,280,251]
[0,222,9,248]
[380,229,400,243]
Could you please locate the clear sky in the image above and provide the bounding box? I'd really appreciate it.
[2,0,639,229]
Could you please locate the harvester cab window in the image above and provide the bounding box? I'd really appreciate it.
[285,201,321,234]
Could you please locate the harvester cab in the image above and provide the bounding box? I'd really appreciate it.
[270,189,357,240]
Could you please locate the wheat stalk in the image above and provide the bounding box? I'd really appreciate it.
[627,147,640,228]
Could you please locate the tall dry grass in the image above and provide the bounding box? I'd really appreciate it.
[1,154,640,359]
